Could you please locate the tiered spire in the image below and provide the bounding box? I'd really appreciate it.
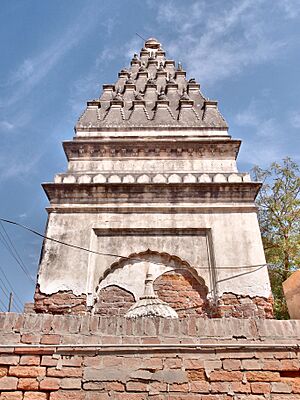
[76,38,227,130]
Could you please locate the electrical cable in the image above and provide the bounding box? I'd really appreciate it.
[0,296,7,312]
[0,284,22,313]
[0,222,35,283]
[0,263,25,310]
[0,217,272,271]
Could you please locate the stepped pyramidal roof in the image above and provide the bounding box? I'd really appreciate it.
[76,37,227,131]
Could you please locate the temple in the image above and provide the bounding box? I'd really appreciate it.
[34,37,273,318]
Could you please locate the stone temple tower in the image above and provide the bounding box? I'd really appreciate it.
[34,38,273,318]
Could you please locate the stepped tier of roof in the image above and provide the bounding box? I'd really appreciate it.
[76,38,227,131]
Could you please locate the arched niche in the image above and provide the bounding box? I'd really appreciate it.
[93,249,209,315]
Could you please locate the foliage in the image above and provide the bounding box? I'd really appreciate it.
[252,157,300,319]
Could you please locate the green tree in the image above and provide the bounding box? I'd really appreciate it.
[252,157,300,319]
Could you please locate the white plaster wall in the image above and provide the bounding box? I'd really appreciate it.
[37,210,271,299]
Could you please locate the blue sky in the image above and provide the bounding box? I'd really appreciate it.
[0,0,299,311]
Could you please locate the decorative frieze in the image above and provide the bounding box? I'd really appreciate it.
[63,140,241,160]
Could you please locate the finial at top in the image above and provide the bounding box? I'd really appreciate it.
[145,37,161,50]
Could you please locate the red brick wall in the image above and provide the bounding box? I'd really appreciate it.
[0,314,299,399]
[94,285,135,316]
[154,269,209,317]
[34,276,274,319]
[34,286,86,314]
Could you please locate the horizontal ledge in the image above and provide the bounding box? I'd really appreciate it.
[0,343,299,352]
[45,205,258,213]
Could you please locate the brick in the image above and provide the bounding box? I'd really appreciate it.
[242,359,262,370]
[170,382,189,392]
[23,393,47,400]
[262,359,281,370]
[102,355,122,367]
[223,359,241,370]
[209,370,243,381]
[281,359,300,370]
[148,381,167,395]
[14,346,53,355]
[140,357,163,370]
[85,394,110,400]
[113,394,147,400]
[21,333,40,343]
[9,366,46,378]
[0,377,18,390]
[50,391,85,400]
[187,368,206,381]
[41,334,61,345]
[271,381,293,393]
[0,392,23,400]
[105,381,125,391]
[17,378,39,390]
[39,377,60,390]
[60,378,82,389]
[62,356,82,367]
[231,381,251,393]
[211,381,231,393]
[190,381,210,393]
[251,382,271,394]
[126,381,148,391]
[183,359,204,369]
[47,367,82,378]
[20,355,40,366]
[204,360,222,372]
[0,367,7,377]
[246,371,280,382]
[164,357,182,369]
[83,382,105,390]
[41,355,58,366]
[0,355,19,365]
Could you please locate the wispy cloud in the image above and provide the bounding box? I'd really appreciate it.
[0,121,14,130]
[0,5,103,108]
[154,0,291,85]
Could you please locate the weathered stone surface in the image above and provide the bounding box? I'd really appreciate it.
[83,367,128,383]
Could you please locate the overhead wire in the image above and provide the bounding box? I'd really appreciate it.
[0,217,272,272]
[0,263,24,311]
[0,283,22,313]
[0,223,35,284]
[0,296,7,312]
